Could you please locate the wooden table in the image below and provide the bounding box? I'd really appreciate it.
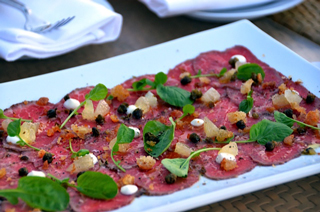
[1,1,320,211]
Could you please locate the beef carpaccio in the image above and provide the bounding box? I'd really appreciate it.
[0,46,319,211]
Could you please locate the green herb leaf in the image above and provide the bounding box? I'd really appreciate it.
[162,147,220,177]
[237,64,265,81]
[111,124,135,171]
[76,171,118,199]
[85,83,108,101]
[249,119,293,145]
[239,91,253,113]
[7,119,21,137]
[154,72,167,86]
[0,176,69,211]
[179,104,195,120]
[132,78,155,91]
[274,111,295,127]
[196,70,202,76]
[106,95,114,100]
[69,139,90,158]
[274,111,320,130]
[143,117,175,157]
[156,84,194,107]
[217,67,227,77]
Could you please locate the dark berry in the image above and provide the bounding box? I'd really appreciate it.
[190,89,203,101]
[64,94,70,101]
[42,152,53,164]
[92,127,100,137]
[306,93,315,104]
[47,108,57,118]
[117,103,128,114]
[283,109,293,118]
[220,125,227,130]
[265,141,275,151]
[180,76,192,85]
[236,120,246,130]
[132,108,143,119]
[95,114,105,125]
[165,173,177,184]
[18,167,28,176]
[189,133,201,143]
[229,57,239,68]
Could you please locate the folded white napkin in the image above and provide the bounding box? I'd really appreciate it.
[0,0,122,61]
[140,0,275,17]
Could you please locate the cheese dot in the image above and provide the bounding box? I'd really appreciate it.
[6,136,20,144]
[89,153,98,165]
[129,127,140,138]
[126,105,137,115]
[27,170,46,177]
[231,55,246,63]
[120,184,138,195]
[216,152,236,164]
[191,119,204,127]
[64,98,80,110]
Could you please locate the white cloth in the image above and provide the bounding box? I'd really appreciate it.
[0,0,122,61]
[140,0,275,17]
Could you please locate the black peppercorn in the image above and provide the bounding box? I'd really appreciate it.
[117,103,129,114]
[47,108,57,118]
[165,173,177,184]
[43,152,53,164]
[190,89,203,101]
[283,109,293,118]
[229,57,239,68]
[189,133,201,143]
[18,167,28,176]
[64,94,70,101]
[95,114,105,125]
[20,155,29,161]
[306,93,315,104]
[265,141,276,151]
[132,108,143,119]
[92,127,100,137]
[180,76,192,85]
[236,120,246,130]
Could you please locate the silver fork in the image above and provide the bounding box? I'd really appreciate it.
[0,0,75,33]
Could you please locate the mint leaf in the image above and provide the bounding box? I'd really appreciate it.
[156,84,194,107]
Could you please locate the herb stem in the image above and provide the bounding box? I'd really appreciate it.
[111,150,126,172]
[180,147,220,168]
[18,135,41,151]
[60,101,86,129]
[190,73,218,78]
[69,139,76,154]
[9,117,32,122]
[127,88,154,92]
[294,120,320,130]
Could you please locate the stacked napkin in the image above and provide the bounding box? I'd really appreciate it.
[0,0,122,61]
[140,0,275,17]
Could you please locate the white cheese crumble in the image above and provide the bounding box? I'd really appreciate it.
[126,105,137,115]
[64,98,80,110]
[89,153,98,165]
[120,184,138,195]
[129,127,140,138]
[215,152,236,164]
[27,170,46,177]
[190,119,204,127]
[6,136,20,145]
[231,55,246,63]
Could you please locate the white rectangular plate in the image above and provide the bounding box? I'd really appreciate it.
[1,20,320,212]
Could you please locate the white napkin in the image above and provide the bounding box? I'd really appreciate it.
[140,0,275,17]
[0,0,122,61]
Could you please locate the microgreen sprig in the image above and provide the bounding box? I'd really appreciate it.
[111,124,135,172]
[190,68,227,79]
[60,83,108,129]
[68,139,89,158]
[0,109,32,122]
[162,147,220,177]
[7,119,41,151]
[274,111,320,130]
[178,104,195,120]
[48,171,118,200]
[239,91,253,113]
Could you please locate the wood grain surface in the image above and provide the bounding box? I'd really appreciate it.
[0,1,320,211]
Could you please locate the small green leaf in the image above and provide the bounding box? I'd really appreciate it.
[237,64,265,81]
[161,158,189,177]
[72,149,90,158]
[107,95,114,100]
[154,72,167,86]
[274,111,295,127]
[144,118,176,157]
[76,171,118,199]
[111,124,135,171]
[196,70,202,76]
[0,109,8,119]
[249,119,293,145]
[179,104,195,120]
[7,119,21,137]
[156,84,194,107]
[217,68,227,77]
[0,177,69,211]
[239,91,253,113]
[85,83,108,101]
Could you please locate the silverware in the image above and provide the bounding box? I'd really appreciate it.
[0,0,75,33]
